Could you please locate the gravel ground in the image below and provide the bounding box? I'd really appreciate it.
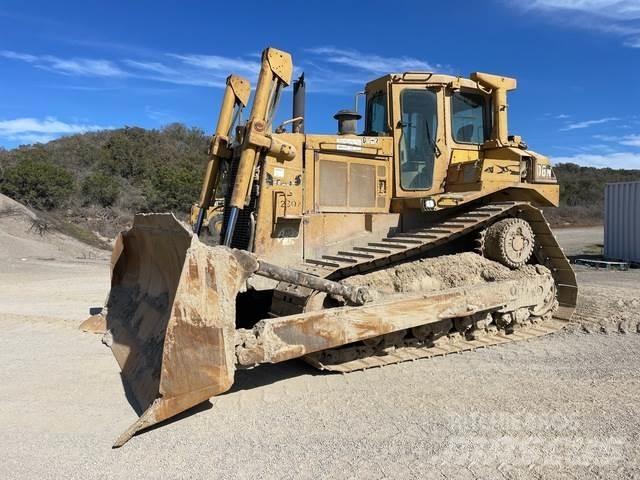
[553,226,604,256]
[1,225,640,479]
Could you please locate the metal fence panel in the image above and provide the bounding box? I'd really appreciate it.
[604,181,640,263]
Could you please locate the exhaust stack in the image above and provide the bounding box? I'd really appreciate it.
[292,73,305,133]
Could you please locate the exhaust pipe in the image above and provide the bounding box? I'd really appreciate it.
[292,73,305,133]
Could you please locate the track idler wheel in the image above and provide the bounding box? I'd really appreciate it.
[483,218,535,268]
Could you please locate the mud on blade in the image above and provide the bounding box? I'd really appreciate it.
[104,214,253,447]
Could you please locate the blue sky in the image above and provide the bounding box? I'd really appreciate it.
[1,0,640,168]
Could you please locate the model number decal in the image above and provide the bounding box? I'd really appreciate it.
[278,191,298,208]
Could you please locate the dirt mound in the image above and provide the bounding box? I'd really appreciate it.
[0,194,106,263]
[343,252,546,301]
[574,284,640,334]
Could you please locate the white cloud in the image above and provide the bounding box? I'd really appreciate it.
[0,49,259,88]
[619,134,640,147]
[52,85,121,92]
[0,46,437,94]
[543,113,572,119]
[298,47,436,94]
[305,47,432,74]
[41,56,126,77]
[124,59,177,75]
[552,151,640,168]
[530,0,640,20]
[0,50,127,77]
[522,0,640,46]
[123,59,225,87]
[593,134,618,141]
[0,50,38,62]
[592,133,640,146]
[167,54,260,76]
[560,117,619,131]
[0,117,111,144]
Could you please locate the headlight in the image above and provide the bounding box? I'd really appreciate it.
[422,197,436,210]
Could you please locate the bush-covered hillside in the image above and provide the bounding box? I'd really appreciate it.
[545,163,640,226]
[1,125,639,243]
[0,124,208,239]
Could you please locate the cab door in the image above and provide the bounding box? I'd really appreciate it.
[390,83,448,198]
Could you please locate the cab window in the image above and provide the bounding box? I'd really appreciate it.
[399,89,438,190]
[451,91,487,144]
[366,92,387,135]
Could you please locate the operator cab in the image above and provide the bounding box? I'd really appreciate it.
[363,73,493,199]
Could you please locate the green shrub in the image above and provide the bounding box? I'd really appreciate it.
[81,172,120,207]
[99,127,150,179]
[143,161,203,212]
[0,158,74,210]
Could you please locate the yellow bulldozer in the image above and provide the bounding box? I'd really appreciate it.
[89,47,577,447]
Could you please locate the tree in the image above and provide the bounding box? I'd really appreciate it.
[81,172,120,207]
[143,161,203,212]
[0,158,74,210]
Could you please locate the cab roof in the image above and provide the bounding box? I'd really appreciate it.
[365,73,489,92]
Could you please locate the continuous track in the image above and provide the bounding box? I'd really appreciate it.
[305,317,566,372]
[270,201,577,372]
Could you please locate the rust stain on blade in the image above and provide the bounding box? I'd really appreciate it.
[103,213,254,447]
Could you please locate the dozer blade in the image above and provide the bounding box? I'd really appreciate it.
[103,213,255,447]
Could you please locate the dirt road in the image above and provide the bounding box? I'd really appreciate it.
[1,226,639,479]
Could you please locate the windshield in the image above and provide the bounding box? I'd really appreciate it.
[399,89,438,190]
[451,91,488,144]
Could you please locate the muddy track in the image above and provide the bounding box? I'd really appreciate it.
[270,201,576,371]
[272,201,576,318]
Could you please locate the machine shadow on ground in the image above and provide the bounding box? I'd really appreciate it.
[227,358,324,394]
[125,359,323,444]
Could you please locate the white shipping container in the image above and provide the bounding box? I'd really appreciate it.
[604,181,640,263]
